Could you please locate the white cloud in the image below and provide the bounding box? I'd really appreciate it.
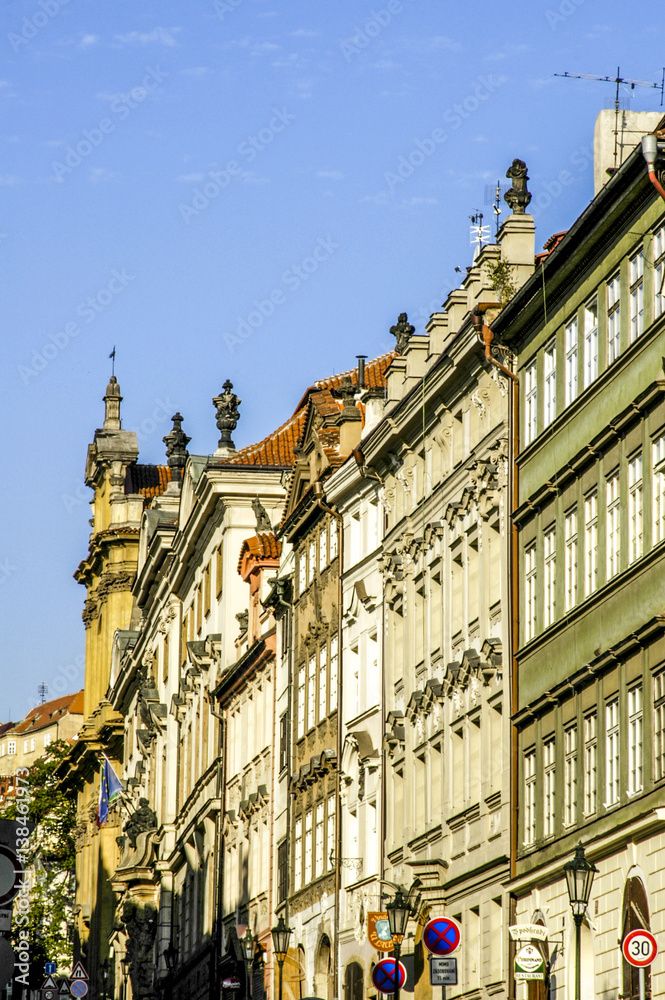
[317,170,345,181]
[0,174,22,186]
[291,28,318,37]
[177,172,206,182]
[429,36,463,52]
[180,67,210,77]
[114,27,181,47]
[79,34,99,49]
[403,196,438,206]
[89,167,117,183]
[251,41,281,54]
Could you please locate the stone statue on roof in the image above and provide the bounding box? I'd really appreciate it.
[252,497,273,533]
[390,312,415,354]
[212,379,241,453]
[504,159,532,215]
[163,412,190,483]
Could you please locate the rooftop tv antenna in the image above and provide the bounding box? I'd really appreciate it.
[469,210,490,252]
[555,67,665,170]
[485,180,509,237]
[37,682,48,705]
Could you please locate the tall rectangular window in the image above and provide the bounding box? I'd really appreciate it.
[327,794,335,870]
[654,670,665,781]
[277,840,288,903]
[564,509,578,611]
[606,471,621,579]
[296,666,305,739]
[584,297,598,387]
[524,544,537,642]
[307,655,316,730]
[565,315,578,406]
[524,749,536,846]
[628,454,643,563]
[629,249,644,342]
[607,272,621,363]
[525,360,537,445]
[279,713,288,772]
[583,713,597,815]
[543,526,556,628]
[319,528,327,571]
[308,537,316,585]
[544,340,556,427]
[318,646,327,720]
[543,738,556,837]
[654,224,665,319]
[329,635,338,709]
[584,491,598,597]
[315,802,324,878]
[304,809,313,884]
[329,521,338,561]
[298,551,306,594]
[627,685,643,796]
[564,725,577,827]
[294,817,302,889]
[653,435,665,544]
[606,698,620,807]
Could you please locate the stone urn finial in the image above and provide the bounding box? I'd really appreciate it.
[163,412,190,484]
[212,379,241,455]
[504,159,532,215]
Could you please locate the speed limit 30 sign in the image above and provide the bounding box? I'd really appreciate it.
[622,929,658,968]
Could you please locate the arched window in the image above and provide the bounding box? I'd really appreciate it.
[622,875,651,1000]
[344,962,363,1000]
[315,936,332,1000]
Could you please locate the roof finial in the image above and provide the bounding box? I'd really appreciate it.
[163,412,191,484]
[109,346,116,378]
[212,379,241,455]
[103,373,122,431]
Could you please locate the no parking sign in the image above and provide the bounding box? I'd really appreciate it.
[371,958,406,994]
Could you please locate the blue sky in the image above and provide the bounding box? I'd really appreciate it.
[1,0,663,717]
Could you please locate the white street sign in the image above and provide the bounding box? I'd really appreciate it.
[429,958,457,986]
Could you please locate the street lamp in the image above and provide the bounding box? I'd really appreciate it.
[271,915,292,1000]
[564,842,598,1000]
[242,928,256,1000]
[120,956,131,1000]
[164,941,178,973]
[386,888,411,1000]
[100,959,109,1000]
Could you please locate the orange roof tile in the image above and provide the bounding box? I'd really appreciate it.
[125,464,172,499]
[237,533,282,574]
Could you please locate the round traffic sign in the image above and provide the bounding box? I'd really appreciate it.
[69,981,88,998]
[423,917,461,956]
[371,958,406,993]
[0,845,22,907]
[622,929,658,968]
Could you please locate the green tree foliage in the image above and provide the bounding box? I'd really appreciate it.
[1,741,77,982]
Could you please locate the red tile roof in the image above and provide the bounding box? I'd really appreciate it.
[9,690,84,736]
[125,464,172,499]
[222,352,394,470]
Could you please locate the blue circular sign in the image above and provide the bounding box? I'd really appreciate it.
[423,917,461,956]
[371,958,406,993]
[70,981,88,998]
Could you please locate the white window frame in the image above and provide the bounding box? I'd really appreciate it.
[565,315,578,406]
[584,491,598,597]
[654,670,665,782]
[7,741,15,756]
[653,434,665,545]
[524,360,538,445]
[607,271,621,363]
[605,698,620,807]
[294,817,302,889]
[543,526,556,628]
[296,666,305,740]
[564,724,577,827]
[543,737,556,838]
[564,508,578,611]
[543,340,556,428]
[307,654,316,730]
[318,646,327,720]
[628,453,643,564]
[524,749,536,846]
[629,249,644,342]
[606,471,621,579]
[654,224,665,319]
[304,809,313,884]
[315,801,324,879]
[524,544,537,642]
[627,684,643,796]
[329,635,338,709]
[583,712,597,816]
[584,297,598,387]
[327,794,335,870]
